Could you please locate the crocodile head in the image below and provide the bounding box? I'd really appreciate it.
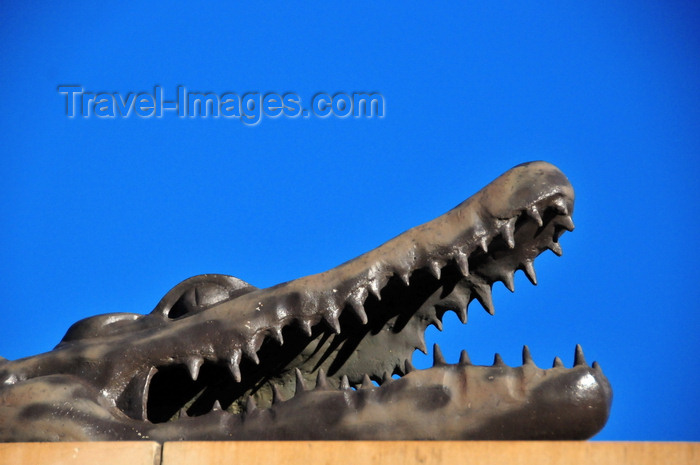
[0,161,612,441]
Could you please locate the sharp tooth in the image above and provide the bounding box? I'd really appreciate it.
[459,350,472,365]
[297,318,313,337]
[340,375,350,390]
[324,312,341,334]
[574,344,588,366]
[433,344,446,366]
[416,337,428,354]
[228,349,242,382]
[553,197,569,215]
[315,368,329,390]
[347,296,369,325]
[522,345,534,365]
[456,305,467,324]
[446,288,470,324]
[552,356,564,368]
[526,205,544,227]
[493,353,506,366]
[294,368,307,394]
[501,270,515,292]
[454,252,470,277]
[559,215,575,231]
[361,374,373,389]
[270,326,284,345]
[592,361,603,372]
[367,279,382,301]
[548,242,563,257]
[431,316,443,331]
[243,342,260,365]
[521,260,538,285]
[405,359,416,373]
[186,357,203,381]
[245,396,257,414]
[382,371,393,384]
[398,270,411,286]
[428,260,442,280]
[501,217,517,248]
[211,400,222,411]
[479,236,489,253]
[473,282,495,315]
[271,384,283,404]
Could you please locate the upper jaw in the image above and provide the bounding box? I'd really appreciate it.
[117,161,580,421]
[158,160,575,361]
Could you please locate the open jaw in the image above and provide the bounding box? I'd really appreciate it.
[0,161,612,441]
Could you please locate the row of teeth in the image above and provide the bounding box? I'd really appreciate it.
[425,343,600,371]
[181,340,596,387]
[329,198,574,328]
[179,197,574,385]
[175,344,599,419]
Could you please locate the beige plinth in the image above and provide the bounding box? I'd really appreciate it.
[1,441,698,465]
[0,442,161,465]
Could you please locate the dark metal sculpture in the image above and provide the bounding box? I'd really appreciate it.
[0,161,611,441]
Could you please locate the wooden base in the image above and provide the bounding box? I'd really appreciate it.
[0,442,161,465]
[1,441,698,465]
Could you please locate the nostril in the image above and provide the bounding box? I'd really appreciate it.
[58,313,142,344]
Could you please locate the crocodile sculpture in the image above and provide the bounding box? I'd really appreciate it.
[0,161,612,441]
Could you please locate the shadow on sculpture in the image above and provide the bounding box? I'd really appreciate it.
[0,161,611,441]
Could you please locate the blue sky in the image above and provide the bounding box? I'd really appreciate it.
[1,1,698,440]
